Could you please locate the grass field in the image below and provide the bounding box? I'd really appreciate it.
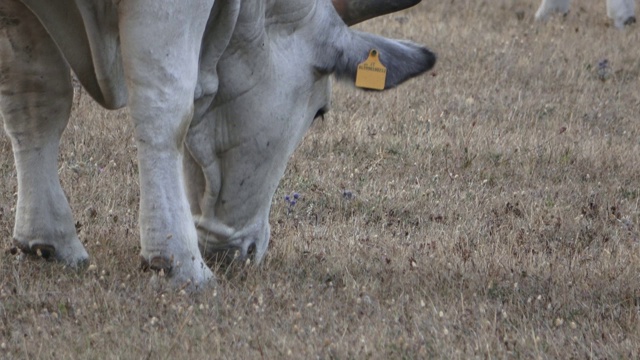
[1,0,640,358]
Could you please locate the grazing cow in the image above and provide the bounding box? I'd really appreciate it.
[536,0,636,27]
[0,0,435,289]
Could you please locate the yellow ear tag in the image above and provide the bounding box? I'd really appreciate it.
[355,49,387,90]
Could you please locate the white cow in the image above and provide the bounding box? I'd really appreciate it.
[0,0,435,289]
[536,0,636,27]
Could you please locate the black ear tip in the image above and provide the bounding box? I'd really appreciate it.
[380,44,437,90]
[421,47,437,72]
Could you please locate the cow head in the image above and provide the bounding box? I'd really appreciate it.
[184,0,435,263]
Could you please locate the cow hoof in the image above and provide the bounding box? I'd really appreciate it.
[141,255,214,292]
[13,238,89,268]
[140,255,173,274]
[624,16,636,26]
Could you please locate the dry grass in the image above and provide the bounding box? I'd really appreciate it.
[1,1,640,358]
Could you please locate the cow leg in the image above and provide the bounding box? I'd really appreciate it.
[117,0,215,289]
[535,0,571,21]
[183,148,207,218]
[0,1,88,266]
[607,0,636,28]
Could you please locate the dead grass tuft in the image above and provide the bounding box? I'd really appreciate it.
[1,1,640,358]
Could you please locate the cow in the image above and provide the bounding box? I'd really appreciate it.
[0,0,435,289]
[535,0,636,27]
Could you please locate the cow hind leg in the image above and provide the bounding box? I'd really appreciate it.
[0,1,88,266]
[118,0,215,290]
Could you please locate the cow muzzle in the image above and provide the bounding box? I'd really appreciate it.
[195,215,270,265]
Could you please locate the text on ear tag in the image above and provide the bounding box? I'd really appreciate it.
[355,49,387,90]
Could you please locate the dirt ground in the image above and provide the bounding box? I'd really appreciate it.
[1,1,639,358]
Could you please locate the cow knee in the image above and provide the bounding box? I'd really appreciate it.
[129,90,195,151]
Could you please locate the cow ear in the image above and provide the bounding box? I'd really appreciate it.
[331,31,436,90]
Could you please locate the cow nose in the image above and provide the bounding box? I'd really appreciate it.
[247,243,257,258]
[238,240,257,263]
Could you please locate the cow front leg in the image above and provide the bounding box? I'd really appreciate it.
[0,1,88,266]
[118,0,215,289]
[607,0,636,27]
[535,0,571,21]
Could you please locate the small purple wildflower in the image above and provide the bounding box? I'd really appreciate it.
[598,59,609,70]
[597,59,610,81]
[284,192,300,214]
